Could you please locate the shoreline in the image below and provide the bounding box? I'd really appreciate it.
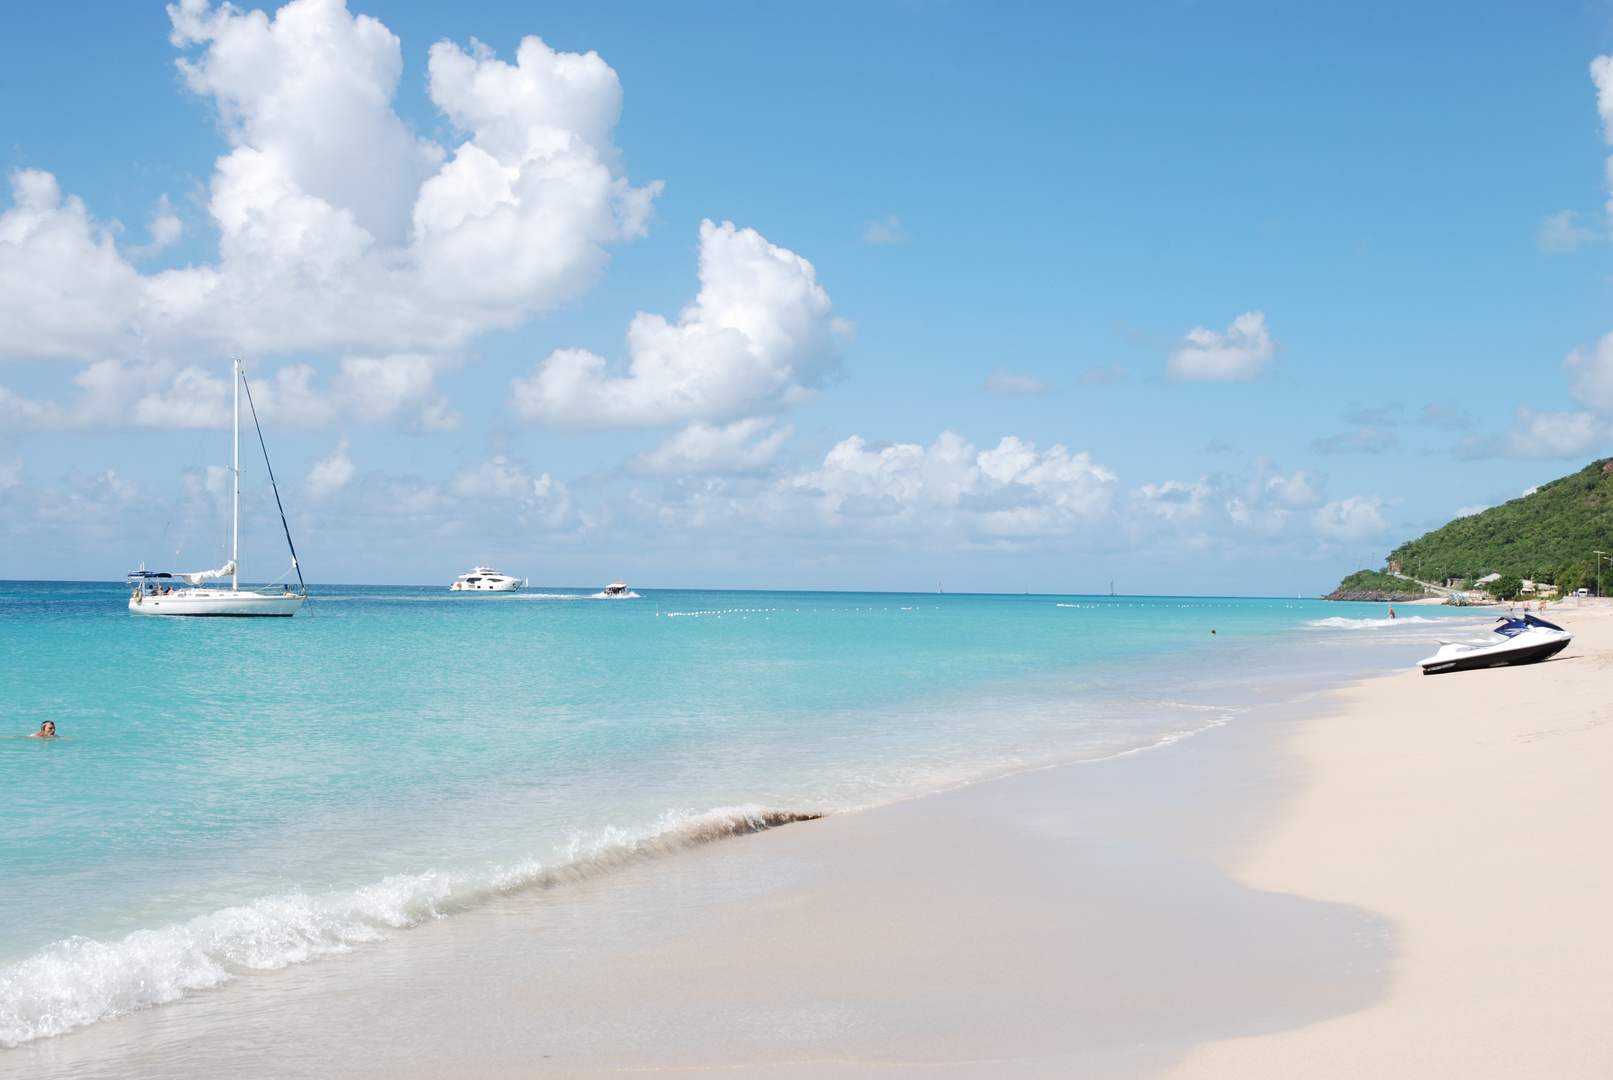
[1157,602,1613,1078]
[15,702,1387,1078]
[11,607,1610,1076]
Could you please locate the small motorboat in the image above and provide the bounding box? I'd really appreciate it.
[1418,614,1572,675]
[602,581,629,597]
[450,567,522,592]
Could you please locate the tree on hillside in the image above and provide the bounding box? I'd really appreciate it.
[1379,459,1613,586]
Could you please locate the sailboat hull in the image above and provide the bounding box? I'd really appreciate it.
[128,359,309,618]
[128,590,304,617]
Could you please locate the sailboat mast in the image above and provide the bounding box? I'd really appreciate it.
[232,357,240,592]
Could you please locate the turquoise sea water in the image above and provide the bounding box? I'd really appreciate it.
[0,581,1479,1047]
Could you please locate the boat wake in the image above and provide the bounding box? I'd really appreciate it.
[0,804,819,1048]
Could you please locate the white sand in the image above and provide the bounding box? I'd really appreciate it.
[1161,603,1613,1078]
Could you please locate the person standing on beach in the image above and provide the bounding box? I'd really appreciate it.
[27,721,57,738]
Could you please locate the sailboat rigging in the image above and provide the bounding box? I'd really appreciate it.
[128,359,306,617]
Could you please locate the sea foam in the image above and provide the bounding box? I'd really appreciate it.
[1307,615,1440,629]
[0,804,817,1047]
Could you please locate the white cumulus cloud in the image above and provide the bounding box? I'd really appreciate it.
[1129,456,1387,548]
[0,0,660,430]
[1539,210,1600,253]
[587,442,1392,562]
[782,432,1119,538]
[1167,311,1275,381]
[127,194,184,260]
[1253,456,1324,511]
[1311,495,1388,542]
[626,417,794,476]
[0,355,458,433]
[171,0,444,248]
[447,456,573,528]
[1593,53,1613,218]
[1131,478,1217,523]
[0,170,143,362]
[1565,331,1613,415]
[1222,457,1326,534]
[1456,407,1607,460]
[1133,458,1319,535]
[304,437,356,501]
[510,219,843,431]
[1450,328,1613,461]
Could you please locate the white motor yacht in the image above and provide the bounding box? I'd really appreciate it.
[1418,614,1572,674]
[129,358,306,618]
[450,567,523,592]
[602,581,629,596]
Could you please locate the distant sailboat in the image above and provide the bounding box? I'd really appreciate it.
[1110,580,1116,596]
[128,359,307,617]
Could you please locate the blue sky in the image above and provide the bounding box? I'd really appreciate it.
[3,0,1612,593]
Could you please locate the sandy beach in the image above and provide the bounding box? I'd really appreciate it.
[11,603,1611,1078]
[1158,601,1613,1079]
[9,2,1613,1075]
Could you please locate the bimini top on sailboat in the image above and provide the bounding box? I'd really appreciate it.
[129,358,307,617]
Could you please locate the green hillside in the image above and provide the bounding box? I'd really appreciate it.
[1377,458,1613,594]
[1329,569,1429,599]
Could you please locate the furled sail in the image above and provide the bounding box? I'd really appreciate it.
[179,560,236,586]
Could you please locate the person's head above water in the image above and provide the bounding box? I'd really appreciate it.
[29,721,56,738]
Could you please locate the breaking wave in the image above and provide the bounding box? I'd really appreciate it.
[1307,615,1440,629]
[0,805,819,1048]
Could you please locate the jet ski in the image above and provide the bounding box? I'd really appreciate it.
[1418,614,1572,675]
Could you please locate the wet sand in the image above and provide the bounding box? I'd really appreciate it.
[11,605,1609,1078]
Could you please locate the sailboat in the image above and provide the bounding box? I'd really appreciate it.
[128,359,307,617]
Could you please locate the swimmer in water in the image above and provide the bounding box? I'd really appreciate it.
[28,721,57,739]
